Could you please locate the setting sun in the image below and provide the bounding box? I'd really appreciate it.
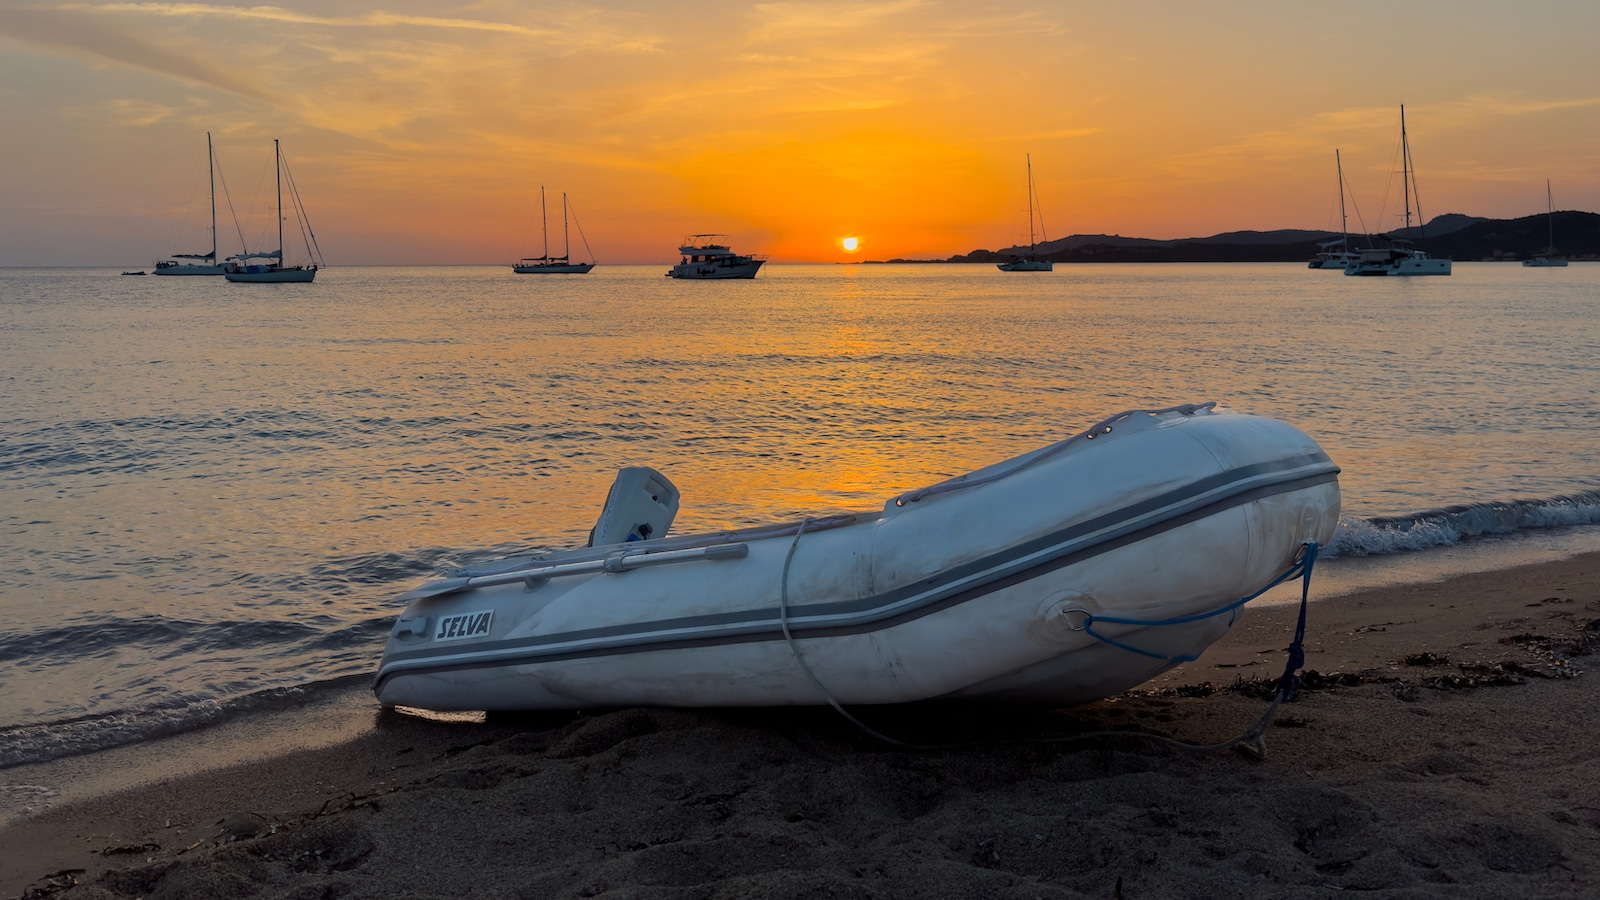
[841,237,860,252]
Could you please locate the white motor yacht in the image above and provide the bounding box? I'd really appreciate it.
[666,235,765,279]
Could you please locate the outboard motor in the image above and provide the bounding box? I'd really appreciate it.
[588,467,680,546]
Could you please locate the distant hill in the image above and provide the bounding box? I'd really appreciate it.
[1179,229,1349,246]
[1387,213,1488,240]
[1033,229,1345,253]
[867,213,1598,264]
[1415,212,1600,261]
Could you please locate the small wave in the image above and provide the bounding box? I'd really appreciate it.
[0,616,327,665]
[306,548,453,586]
[1331,490,1600,557]
[0,675,368,769]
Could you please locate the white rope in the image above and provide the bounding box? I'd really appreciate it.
[776,508,1291,758]
[779,518,926,748]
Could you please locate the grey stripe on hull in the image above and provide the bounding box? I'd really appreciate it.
[375,456,1337,692]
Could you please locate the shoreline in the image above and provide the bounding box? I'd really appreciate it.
[5,552,1599,898]
[11,524,1600,776]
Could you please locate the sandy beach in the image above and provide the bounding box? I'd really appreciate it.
[6,552,1599,899]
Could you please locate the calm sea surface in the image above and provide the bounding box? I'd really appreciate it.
[3,262,1599,766]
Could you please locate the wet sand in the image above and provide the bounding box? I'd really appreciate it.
[6,552,1599,899]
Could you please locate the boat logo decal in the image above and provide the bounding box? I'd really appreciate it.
[434,610,493,642]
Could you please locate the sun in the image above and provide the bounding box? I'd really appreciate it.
[841,236,860,252]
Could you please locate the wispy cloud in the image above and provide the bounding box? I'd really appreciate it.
[73,2,558,37]
[0,6,272,100]
[94,97,178,125]
[6,1,1595,264]
[1424,92,1600,127]
[974,126,1104,144]
[749,0,926,40]
[51,2,664,51]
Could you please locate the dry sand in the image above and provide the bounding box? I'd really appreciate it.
[6,552,1600,899]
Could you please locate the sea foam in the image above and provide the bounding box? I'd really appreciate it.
[1330,490,1600,558]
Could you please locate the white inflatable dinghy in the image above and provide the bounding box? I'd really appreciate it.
[375,403,1340,711]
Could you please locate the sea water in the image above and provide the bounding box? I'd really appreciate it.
[3,262,1599,768]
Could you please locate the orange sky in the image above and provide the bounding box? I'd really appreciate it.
[1,1,1597,265]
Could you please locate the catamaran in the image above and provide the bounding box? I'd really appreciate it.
[514,188,596,274]
[1523,180,1569,268]
[1309,149,1359,270]
[224,139,323,284]
[1346,106,1450,276]
[998,154,1053,272]
[154,133,227,276]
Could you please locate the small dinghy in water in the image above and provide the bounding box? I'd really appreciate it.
[375,404,1340,711]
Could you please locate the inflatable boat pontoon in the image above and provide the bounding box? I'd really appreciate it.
[375,403,1340,711]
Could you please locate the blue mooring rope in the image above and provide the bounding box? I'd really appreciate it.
[1082,542,1320,700]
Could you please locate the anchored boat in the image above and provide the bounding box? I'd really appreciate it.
[1523,180,1568,268]
[997,153,1053,272]
[513,187,596,274]
[225,139,323,283]
[375,404,1340,712]
[154,132,228,276]
[665,235,765,279]
[1345,106,1450,277]
[1308,149,1359,270]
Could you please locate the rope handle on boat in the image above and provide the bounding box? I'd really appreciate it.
[893,402,1217,508]
[1079,542,1317,673]
[780,521,1319,759]
[1055,541,1319,759]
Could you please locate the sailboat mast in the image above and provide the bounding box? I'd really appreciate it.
[1547,179,1555,251]
[1336,148,1348,252]
[275,138,283,265]
[540,186,549,260]
[207,132,216,262]
[1400,106,1412,232]
[1026,153,1036,253]
[563,193,570,261]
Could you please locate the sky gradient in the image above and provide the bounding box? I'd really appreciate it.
[2,1,1597,265]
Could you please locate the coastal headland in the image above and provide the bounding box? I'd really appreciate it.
[6,552,1598,899]
[868,211,1600,264]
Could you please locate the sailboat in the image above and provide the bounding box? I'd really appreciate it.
[154,133,227,275]
[225,139,322,284]
[1309,149,1360,270]
[1523,180,1569,267]
[998,154,1053,272]
[514,188,595,274]
[1346,106,1450,276]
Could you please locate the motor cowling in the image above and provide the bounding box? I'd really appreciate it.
[588,467,680,546]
